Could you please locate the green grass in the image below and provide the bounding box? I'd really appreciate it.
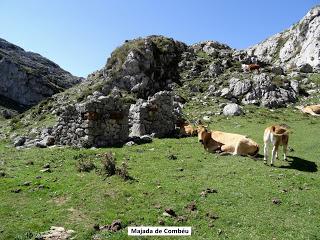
[309,73,320,86]
[0,108,320,239]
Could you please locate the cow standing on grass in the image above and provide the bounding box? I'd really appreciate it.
[263,125,289,166]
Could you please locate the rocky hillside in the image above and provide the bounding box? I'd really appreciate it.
[247,6,320,72]
[0,38,82,111]
[3,6,320,148]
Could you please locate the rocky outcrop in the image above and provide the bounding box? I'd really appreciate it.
[89,35,187,99]
[247,6,320,72]
[215,73,299,108]
[0,38,82,108]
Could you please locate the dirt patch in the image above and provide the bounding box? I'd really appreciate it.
[68,207,88,223]
[50,196,69,206]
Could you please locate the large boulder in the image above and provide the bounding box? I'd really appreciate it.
[223,103,244,116]
[298,63,313,73]
[229,78,252,97]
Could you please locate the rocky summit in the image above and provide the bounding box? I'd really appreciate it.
[0,38,82,110]
[247,5,320,72]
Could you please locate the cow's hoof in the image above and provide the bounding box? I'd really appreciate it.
[270,164,274,167]
[263,160,267,165]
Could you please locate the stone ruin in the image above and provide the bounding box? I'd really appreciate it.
[129,91,176,137]
[53,94,130,147]
[52,91,177,148]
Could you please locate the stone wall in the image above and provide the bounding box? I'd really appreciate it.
[129,91,176,137]
[53,94,130,147]
[51,91,177,148]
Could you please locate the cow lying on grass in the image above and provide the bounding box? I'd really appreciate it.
[197,125,259,156]
[296,104,320,116]
[263,125,289,166]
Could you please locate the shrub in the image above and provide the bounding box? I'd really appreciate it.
[76,158,96,172]
[101,152,116,176]
[116,160,130,180]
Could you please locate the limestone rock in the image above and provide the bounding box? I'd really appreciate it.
[247,6,320,72]
[229,78,252,97]
[37,226,75,240]
[223,103,244,116]
[13,136,26,147]
[0,38,82,108]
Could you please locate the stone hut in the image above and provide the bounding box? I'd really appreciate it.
[53,94,130,147]
[52,91,177,148]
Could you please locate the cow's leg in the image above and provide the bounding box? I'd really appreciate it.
[233,140,249,156]
[221,145,234,154]
[263,142,269,164]
[271,145,278,166]
[232,142,240,155]
[283,144,287,161]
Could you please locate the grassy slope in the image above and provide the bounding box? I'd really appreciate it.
[0,107,319,240]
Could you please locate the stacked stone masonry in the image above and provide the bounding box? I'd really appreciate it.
[53,91,176,148]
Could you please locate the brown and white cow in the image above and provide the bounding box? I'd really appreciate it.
[296,104,320,116]
[197,125,259,156]
[263,125,289,166]
[242,64,261,73]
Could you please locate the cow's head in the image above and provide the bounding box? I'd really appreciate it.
[197,125,208,144]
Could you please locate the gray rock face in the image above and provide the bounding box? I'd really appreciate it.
[99,36,187,99]
[229,78,252,97]
[223,103,244,116]
[208,62,223,77]
[0,38,82,107]
[247,6,320,72]
[239,73,298,108]
[220,74,297,108]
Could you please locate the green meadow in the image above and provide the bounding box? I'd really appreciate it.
[0,107,319,239]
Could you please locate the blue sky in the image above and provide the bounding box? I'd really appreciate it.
[0,0,318,77]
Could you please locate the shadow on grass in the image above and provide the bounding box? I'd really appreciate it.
[280,156,318,172]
